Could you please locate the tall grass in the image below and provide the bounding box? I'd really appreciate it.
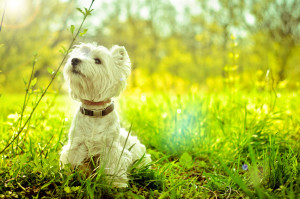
[118,89,300,198]
[0,88,299,198]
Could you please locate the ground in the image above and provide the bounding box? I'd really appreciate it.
[0,90,299,198]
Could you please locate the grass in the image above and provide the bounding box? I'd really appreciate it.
[0,88,299,198]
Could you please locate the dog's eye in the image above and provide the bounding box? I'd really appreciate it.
[94,58,101,64]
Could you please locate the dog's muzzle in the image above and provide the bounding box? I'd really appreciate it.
[71,58,81,66]
[71,58,82,74]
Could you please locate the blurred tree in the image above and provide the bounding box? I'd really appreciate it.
[197,0,246,77]
[0,0,76,92]
[90,0,179,87]
[249,0,300,81]
[1,0,300,93]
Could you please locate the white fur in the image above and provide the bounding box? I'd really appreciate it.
[60,43,151,187]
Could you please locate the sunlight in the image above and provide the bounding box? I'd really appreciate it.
[2,0,39,29]
[6,0,27,16]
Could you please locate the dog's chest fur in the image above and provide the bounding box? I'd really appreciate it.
[70,108,121,147]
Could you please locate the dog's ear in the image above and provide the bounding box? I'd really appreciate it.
[111,45,131,71]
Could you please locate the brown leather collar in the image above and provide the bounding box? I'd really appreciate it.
[80,103,114,117]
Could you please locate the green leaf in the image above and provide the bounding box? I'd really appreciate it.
[31,78,37,87]
[76,8,84,15]
[23,78,27,85]
[79,29,88,37]
[59,45,68,55]
[198,160,207,167]
[159,192,169,199]
[179,152,193,169]
[64,186,71,193]
[71,186,80,192]
[31,53,38,65]
[128,143,136,151]
[47,67,54,75]
[84,8,93,16]
[124,190,143,199]
[40,180,55,190]
[70,25,75,36]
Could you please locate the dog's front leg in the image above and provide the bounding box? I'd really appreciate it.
[60,140,88,168]
[100,145,132,188]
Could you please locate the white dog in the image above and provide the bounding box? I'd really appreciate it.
[60,43,151,187]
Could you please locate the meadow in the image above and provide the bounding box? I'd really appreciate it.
[1,0,300,198]
[0,86,299,198]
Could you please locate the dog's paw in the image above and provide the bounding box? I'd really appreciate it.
[112,181,128,188]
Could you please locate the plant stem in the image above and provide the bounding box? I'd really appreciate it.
[0,0,95,154]
[18,55,37,130]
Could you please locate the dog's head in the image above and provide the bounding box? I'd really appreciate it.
[64,43,131,102]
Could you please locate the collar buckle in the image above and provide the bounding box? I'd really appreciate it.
[92,110,103,117]
[80,103,114,118]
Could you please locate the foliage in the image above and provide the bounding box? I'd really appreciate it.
[1,0,300,92]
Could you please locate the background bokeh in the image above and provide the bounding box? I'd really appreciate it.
[1,0,300,94]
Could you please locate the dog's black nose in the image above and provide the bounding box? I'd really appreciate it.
[71,58,81,66]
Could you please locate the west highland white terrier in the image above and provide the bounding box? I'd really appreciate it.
[60,43,151,187]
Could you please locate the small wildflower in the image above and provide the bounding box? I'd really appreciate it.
[242,164,248,171]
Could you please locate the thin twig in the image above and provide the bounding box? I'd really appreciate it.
[199,186,218,199]
[0,0,95,154]
[226,186,232,199]
[19,55,37,130]
[0,0,7,32]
